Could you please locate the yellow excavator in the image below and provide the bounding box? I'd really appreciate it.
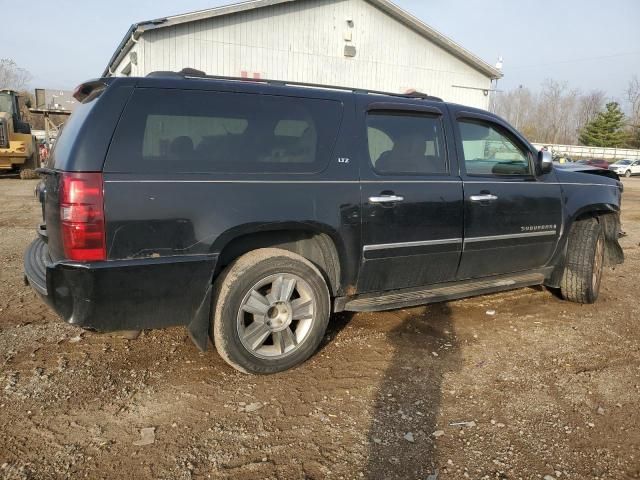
[0,89,39,179]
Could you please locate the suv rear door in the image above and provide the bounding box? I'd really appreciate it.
[357,98,463,293]
[452,108,563,279]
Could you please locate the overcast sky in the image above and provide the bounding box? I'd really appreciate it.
[4,0,639,101]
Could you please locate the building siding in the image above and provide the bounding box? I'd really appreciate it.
[116,0,492,109]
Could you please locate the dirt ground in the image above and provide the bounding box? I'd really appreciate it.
[0,177,639,480]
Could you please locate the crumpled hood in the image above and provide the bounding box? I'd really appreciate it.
[553,163,620,181]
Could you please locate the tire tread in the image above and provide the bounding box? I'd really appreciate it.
[560,218,604,304]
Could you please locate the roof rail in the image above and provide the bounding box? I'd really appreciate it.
[146,68,444,102]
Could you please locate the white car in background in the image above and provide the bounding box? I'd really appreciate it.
[609,159,640,178]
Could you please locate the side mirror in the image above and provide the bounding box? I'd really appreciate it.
[537,150,553,175]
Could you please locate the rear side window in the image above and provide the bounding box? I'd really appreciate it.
[366,112,447,175]
[48,90,103,169]
[106,88,343,174]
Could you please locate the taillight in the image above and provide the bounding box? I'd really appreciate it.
[59,172,106,261]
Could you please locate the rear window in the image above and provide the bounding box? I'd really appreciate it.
[366,112,447,175]
[105,88,344,174]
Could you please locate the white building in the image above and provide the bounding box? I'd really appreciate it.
[104,0,501,109]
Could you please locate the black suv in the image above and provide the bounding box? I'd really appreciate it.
[25,70,624,374]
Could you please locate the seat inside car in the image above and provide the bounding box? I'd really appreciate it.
[169,136,195,159]
[376,134,439,174]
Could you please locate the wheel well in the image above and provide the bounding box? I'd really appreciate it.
[572,210,618,242]
[216,230,341,295]
[574,209,614,223]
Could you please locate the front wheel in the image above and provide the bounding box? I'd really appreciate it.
[625,170,632,178]
[19,151,40,179]
[212,248,330,374]
[560,218,605,304]
[19,168,39,180]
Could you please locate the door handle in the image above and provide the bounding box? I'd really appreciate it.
[369,195,404,204]
[469,194,498,202]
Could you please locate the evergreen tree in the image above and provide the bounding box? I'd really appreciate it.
[579,102,628,147]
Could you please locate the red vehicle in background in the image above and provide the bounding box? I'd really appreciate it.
[576,158,610,169]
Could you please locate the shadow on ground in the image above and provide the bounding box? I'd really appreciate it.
[364,303,462,479]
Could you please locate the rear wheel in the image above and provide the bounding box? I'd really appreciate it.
[560,218,605,304]
[212,248,330,374]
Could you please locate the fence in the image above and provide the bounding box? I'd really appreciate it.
[531,143,640,161]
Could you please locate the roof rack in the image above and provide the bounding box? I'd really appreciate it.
[146,68,444,102]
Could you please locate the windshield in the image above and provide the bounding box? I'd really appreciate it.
[0,93,14,115]
[614,160,632,165]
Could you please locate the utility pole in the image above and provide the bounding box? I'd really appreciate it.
[490,56,504,113]
[514,84,523,130]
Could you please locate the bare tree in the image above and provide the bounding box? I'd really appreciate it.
[534,80,579,144]
[495,85,531,130]
[577,90,607,128]
[0,59,32,91]
[495,80,610,145]
[627,76,640,124]
[627,76,640,147]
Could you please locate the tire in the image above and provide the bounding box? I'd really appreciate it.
[19,151,39,180]
[625,170,632,178]
[212,248,330,374]
[560,218,605,304]
[19,168,39,180]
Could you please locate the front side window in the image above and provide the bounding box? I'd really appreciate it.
[106,89,343,174]
[458,120,531,176]
[366,112,447,175]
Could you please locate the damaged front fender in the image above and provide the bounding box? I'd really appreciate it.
[600,213,624,266]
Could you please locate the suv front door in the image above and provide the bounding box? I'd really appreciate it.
[357,100,464,293]
[453,110,563,279]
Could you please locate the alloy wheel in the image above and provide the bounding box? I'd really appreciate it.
[237,273,316,359]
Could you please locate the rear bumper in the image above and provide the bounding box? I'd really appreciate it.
[24,236,50,296]
[24,238,218,332]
